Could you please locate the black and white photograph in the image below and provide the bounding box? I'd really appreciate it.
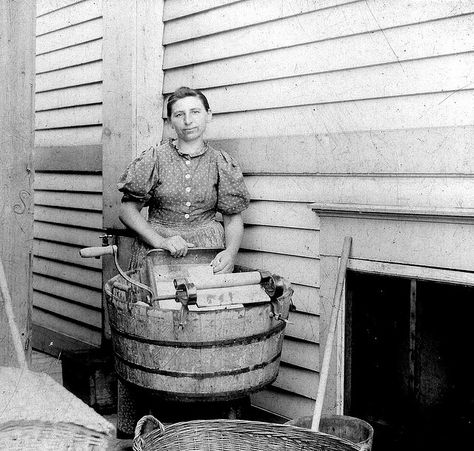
[1,1,473,449]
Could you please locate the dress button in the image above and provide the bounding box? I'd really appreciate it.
[186,202,191,207]
[185,187,191,192]
[185,160,191,165]
[185,174,191,179]
[184,214,190,219]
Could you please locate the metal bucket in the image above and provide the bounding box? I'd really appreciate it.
[286,415,374,451]
[105,269,292,402]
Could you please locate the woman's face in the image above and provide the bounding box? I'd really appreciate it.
[169,96,212,143]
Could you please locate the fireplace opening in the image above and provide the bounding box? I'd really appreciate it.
[345,271,474,450]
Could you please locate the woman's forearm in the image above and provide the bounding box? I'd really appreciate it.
[210,213,244,273]
[119,201,165,248]
[223,213,244,255]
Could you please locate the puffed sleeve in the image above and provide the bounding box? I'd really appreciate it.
[216,150,250,215]
[117,146,159,204]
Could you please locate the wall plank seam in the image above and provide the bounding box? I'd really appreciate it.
[36,59,103,77]
[32,305,102,329]
[36,0,92,18]
[163,50,474,93]
[37,36,103,57]
[204,88,474,117]
[37,15,103,39]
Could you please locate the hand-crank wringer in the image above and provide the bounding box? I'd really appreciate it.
[80,241,294,416]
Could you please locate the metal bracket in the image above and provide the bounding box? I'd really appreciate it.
[269,300,292,325]
[173,278,197,307]
[259,271,285,300]
[100,234,114,246]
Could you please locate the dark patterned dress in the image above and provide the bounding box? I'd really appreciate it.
[118,139,250,269]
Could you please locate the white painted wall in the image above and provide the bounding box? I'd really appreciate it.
[161,0,474,418]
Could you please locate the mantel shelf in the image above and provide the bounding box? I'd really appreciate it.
[310,203,474,223]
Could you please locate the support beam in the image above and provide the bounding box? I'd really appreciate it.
[0,0,35,366]
[101,0,165,343]
[102,0,165,230]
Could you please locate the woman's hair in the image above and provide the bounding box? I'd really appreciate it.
[166,86,210,118]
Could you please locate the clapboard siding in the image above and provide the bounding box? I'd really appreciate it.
[37,0,81,17]
[237,252,319,287]
[252,387,315,419]
[214,127,474,175]
[164,15,474,90]
[36,104,102,129]
[34,0,104,349]
[197,54,474,114]
[162,0,473,417]
[241,200,320,230]
[37,39,102,74]
[201,91,474,139]
[34,240,101,270]
[36,61,102,92]
[34,291,102,328]
[273,364,320,400]
[36,18,103,55]
[163,0,353,44]
[35,191,102,210]
[36,83,102,111]
[163,1,474,68]
[35,126,103,147]
[285,312,319,344]
[291,285,320,316]
[34,145,102,172]
[35,205,102,229]
[37,0,102,36]
[35,173,102,191]
[33,274,102,309]
[35,222,102,248]
[33,308,101,346]
[282,338,320,372]
[244,175,474,208]
[163,0,242,21]
[34,256,102,290]
[241,226,319,258]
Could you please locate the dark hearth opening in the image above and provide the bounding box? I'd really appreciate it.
[345,271,474,450]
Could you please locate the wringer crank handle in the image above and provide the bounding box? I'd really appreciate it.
[79,242,154,303]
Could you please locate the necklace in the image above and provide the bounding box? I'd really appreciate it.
[172,139,206,157]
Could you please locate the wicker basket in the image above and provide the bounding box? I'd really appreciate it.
[132,415,360,451]
[0,259,114,450]
[0,420,111,450]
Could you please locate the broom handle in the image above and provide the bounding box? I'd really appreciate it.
[0,258,28,369]
[311,236,352,431]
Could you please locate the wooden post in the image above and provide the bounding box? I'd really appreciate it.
[102,0,165,230]
[0,0,35,366]
[312,237,352,430]
[101,0,165,342]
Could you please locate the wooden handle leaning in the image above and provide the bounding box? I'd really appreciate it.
[0,258,28,369]
[311,236,352,431]
[80,245,117,258]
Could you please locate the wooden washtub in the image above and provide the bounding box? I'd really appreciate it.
[104,249,293,401]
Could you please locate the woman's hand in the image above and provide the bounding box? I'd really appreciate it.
[160,235,195,258]
[211,249,237,274]
[120,202,193,258]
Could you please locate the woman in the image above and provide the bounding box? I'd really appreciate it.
[118,87,250,274]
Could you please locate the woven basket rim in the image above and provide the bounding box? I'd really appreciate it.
[0,419,111,435]
[135,418,361,450]
[0,419,113,449]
